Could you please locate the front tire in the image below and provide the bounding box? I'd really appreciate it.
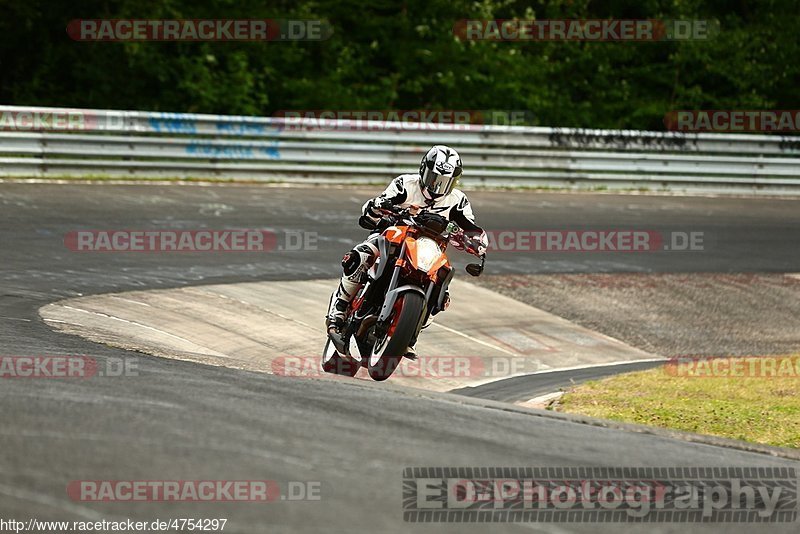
[367,292,424,381]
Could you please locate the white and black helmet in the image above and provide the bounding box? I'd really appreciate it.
[419,145,462,199]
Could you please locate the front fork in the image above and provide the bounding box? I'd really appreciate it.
[375,240,444,346]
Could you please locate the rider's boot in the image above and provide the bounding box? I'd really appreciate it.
[326,298,349,354]
[325,278,362,354]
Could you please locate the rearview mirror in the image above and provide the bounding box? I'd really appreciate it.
[465,263,483,277]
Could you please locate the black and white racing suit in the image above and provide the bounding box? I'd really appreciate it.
[326,173,487,324]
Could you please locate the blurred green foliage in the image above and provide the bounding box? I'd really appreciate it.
[1,0,797,129]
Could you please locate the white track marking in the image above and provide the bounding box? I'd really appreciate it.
[521,391,564,405]
[202,290,323,333]
[57,305,206,347]
[109,295,151,307]
[429,322,517,356]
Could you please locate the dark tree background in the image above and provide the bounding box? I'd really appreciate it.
[1,0,797,129]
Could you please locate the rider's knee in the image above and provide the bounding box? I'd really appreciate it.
[355,243,378,263]
[342,244,377,277]
[341,250,361,276]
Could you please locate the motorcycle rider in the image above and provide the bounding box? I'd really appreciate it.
[326,145,488,357]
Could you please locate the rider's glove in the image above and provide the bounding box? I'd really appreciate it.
[448,228,466,251]
[364,197,393,219]
[465,230,488,257]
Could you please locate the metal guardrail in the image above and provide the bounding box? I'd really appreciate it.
[1,105,799,193]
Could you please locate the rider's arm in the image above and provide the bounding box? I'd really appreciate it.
[361,175,408,222]
[449,193,488,256]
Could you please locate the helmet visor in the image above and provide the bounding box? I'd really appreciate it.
[422,167,460,197]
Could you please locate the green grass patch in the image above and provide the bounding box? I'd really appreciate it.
[557,355,800,449]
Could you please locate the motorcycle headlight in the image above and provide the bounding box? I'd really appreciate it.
[415,237,442,272]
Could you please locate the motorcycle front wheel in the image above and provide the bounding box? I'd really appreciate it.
[367,292,424,381]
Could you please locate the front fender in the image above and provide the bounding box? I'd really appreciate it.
[378,285,426,322]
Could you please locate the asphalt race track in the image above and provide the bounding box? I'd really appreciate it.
[450,360,666,403]
[2,182,799,533]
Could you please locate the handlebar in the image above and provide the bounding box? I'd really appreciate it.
[362,205,485,258]
[358,206,407,231]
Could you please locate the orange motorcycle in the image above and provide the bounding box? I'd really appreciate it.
[322,207,485,381]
